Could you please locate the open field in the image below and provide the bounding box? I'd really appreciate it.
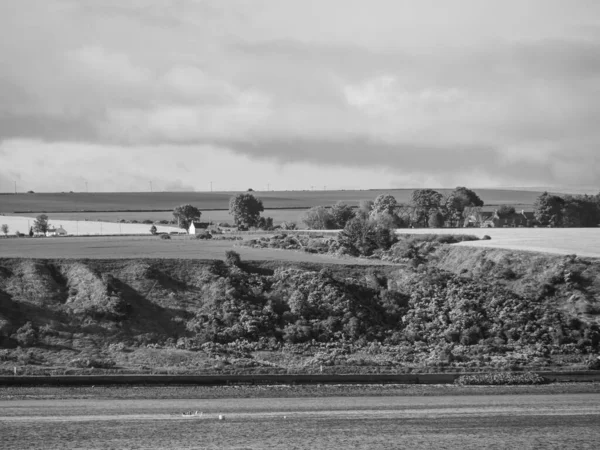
[1,393,599,449]
[0,215,183,236]
[0,188,547,213]
[0,235,392,265]
[395,228,600,259]
[8,209,308,225]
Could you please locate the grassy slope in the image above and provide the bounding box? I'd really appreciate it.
[0,248,598,375]
[0,188,546,213]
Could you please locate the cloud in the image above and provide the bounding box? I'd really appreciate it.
[1,0,600,190]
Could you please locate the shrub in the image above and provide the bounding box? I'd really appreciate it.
[225,250,241,266]
[482,235,491,240]
[161,234,171,240]
[69,358,116,369]
[339,217,396,256]
[196,232,212,240]
[280,221,297,230]
[455,372,547,385]
[143,219,153,225]
[13,322,38,347]
[149,225,157,235]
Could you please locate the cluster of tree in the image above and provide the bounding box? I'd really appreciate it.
[301,202,356,230]
[300,187,484,231]
[533,191,600,227]
[171,193,274,233]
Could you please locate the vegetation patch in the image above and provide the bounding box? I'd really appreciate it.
[455,372,548,385]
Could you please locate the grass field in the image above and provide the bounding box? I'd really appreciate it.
[0,188,547,213]
[0,235,392,265]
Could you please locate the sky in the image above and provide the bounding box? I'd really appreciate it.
[1,0,599,193]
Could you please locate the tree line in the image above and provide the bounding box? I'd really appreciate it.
[302,187,485,230]
[301,188,600,230]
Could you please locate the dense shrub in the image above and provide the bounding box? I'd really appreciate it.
[160,234,171,240]
[225,250,241,267]
[13,322,38,347]
[338,217,397,256]
[455,372,547,385]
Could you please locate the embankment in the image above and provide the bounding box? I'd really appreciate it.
[1,245,599,376]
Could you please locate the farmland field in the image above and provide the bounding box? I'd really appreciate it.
[395,228,600,259]
[1,393,599,449]
[0,188,547,213]
[8,209,307,225]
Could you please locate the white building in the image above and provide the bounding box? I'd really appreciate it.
[46,225,68,237]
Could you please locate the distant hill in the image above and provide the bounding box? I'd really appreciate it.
[0,188,553,213]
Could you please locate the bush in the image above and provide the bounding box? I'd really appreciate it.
[13,322,38,347]
[225,250,241,266]
[482,235,491,240]
[196,232,212,240]
[68,358,116,369]
[161,234,171,240]
[455,372,547,385]
[143,219,153,225]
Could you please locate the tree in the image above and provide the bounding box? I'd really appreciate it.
[357,200,374,219]
[561,195,600,227]
[172,204,201,230]
[329,202,355,229]
[428,211,445,228]
[338,216,397,257]
[33,214,49,233]
[533,192,564,227]
[149,225,158,235]
[371,194,398,216]
[1,224,8,237]
[29,227,34,237]
[302,206,334,229]
[229,193,264,228]
[496,205,516,218]
[257,216,274,230]
[411,189,443,227]
[445,187,484,227]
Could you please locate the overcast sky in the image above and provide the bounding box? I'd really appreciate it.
[1,0,599,192]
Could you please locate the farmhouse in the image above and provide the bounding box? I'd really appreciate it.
[469,210,535,228]
[188,221,211,235]
[46,225,68,237]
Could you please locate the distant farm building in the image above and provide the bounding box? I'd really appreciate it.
[466,210,534,228]
[46,225,68,236]
[188,222,211,235]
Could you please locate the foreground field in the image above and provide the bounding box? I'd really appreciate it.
[396,227,600,259]
[0,188,546,213]
[1,393,599,449]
